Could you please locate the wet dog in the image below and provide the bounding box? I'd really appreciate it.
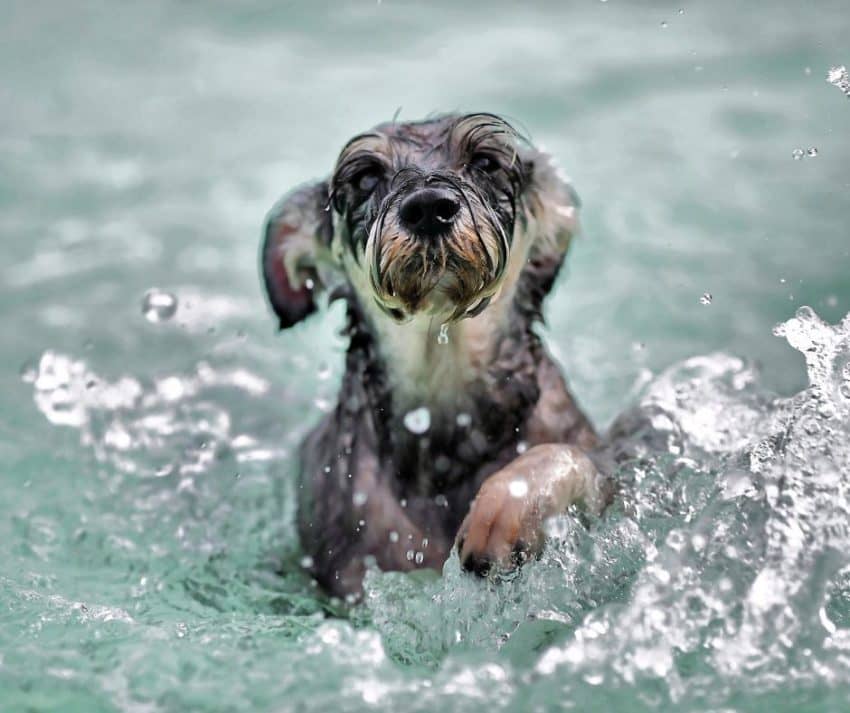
[262,113,606,598]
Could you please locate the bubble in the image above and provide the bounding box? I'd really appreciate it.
[791,148,805,160]
[666,530,686,551]
[141,289,178,323]
[699,292,713,305]
[414,552,424,564]
[353,491,368,507]
[807,147,819,157]
[388,531,399,543]
[403,407,431,434]
[516,440,528,454]
[405,550,415,561]
[434,494,448,508]
[437,323,449,345]
[456,412,472,428]
[317,362,332,380]
[300,556,314,569]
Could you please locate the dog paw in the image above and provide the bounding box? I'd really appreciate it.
[455,471,545,577]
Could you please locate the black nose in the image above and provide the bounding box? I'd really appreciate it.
[398,188,460,237]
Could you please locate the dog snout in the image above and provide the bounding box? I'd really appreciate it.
[398,187,460,238]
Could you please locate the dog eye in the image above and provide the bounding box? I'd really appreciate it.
[353,169,382,193]
[469,153,500,174]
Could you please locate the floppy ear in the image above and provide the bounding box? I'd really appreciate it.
[261,180,335,329]
[515,150,581,320]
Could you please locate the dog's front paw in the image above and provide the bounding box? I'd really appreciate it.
[455,471,545,577]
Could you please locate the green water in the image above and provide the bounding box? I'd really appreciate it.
[2,1,850,711]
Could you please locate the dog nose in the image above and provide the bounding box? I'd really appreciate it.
[398,188,460,237]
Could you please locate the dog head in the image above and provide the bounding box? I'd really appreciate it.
[262,113,579,329]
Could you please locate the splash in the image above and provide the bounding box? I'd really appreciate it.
[360,307,850,708]
[26,350,283,477]
[22,307,850,710]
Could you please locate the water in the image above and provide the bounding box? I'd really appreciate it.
[2,1,850,711]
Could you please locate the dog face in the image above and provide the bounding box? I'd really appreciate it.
[329,114,527,322]
[262,113,579,331]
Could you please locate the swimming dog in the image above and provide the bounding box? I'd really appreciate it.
[262,113,606,598]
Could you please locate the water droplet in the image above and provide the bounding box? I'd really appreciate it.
[405,549,415,561]
[666,530,686,551]
[300,555,314,569]
[516,440,528,454]
[421,537,429,548]
[437,323,449,345]
[403,407,431,434]
[414,552,424,564]
[456,412,472,428]
[677,7,684,14]
[313,396,333,413]
[141,289,178,323]
[389,531,399,543]
[353,491,368,507]
[508,479,529,498]
[660,20,668,28]
[434,494,448,508]
[699,292,713,305]
[807,147,819,157]
[791,148,805,161]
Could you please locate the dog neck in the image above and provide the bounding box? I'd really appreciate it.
[369,300,512,413]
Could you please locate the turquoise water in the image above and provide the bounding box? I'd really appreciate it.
[2,1,850,711]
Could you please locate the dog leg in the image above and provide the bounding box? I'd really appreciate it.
[455,444,603,575]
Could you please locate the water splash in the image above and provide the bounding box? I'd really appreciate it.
[827,65,850,97]
[22,308,850,710]
[26,351,281,476]
[360,307,850,708]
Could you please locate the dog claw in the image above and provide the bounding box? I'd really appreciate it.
[462,554,492,577]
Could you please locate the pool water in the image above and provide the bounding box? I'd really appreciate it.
[2,1,850,711]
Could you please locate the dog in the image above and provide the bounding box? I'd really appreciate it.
[262,113,608,598]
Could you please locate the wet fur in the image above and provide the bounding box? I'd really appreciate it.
[262,114,596,597]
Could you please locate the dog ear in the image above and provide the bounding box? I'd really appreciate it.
[261,180,335,329]
[514,150,581,319]
[523,150,580,256]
